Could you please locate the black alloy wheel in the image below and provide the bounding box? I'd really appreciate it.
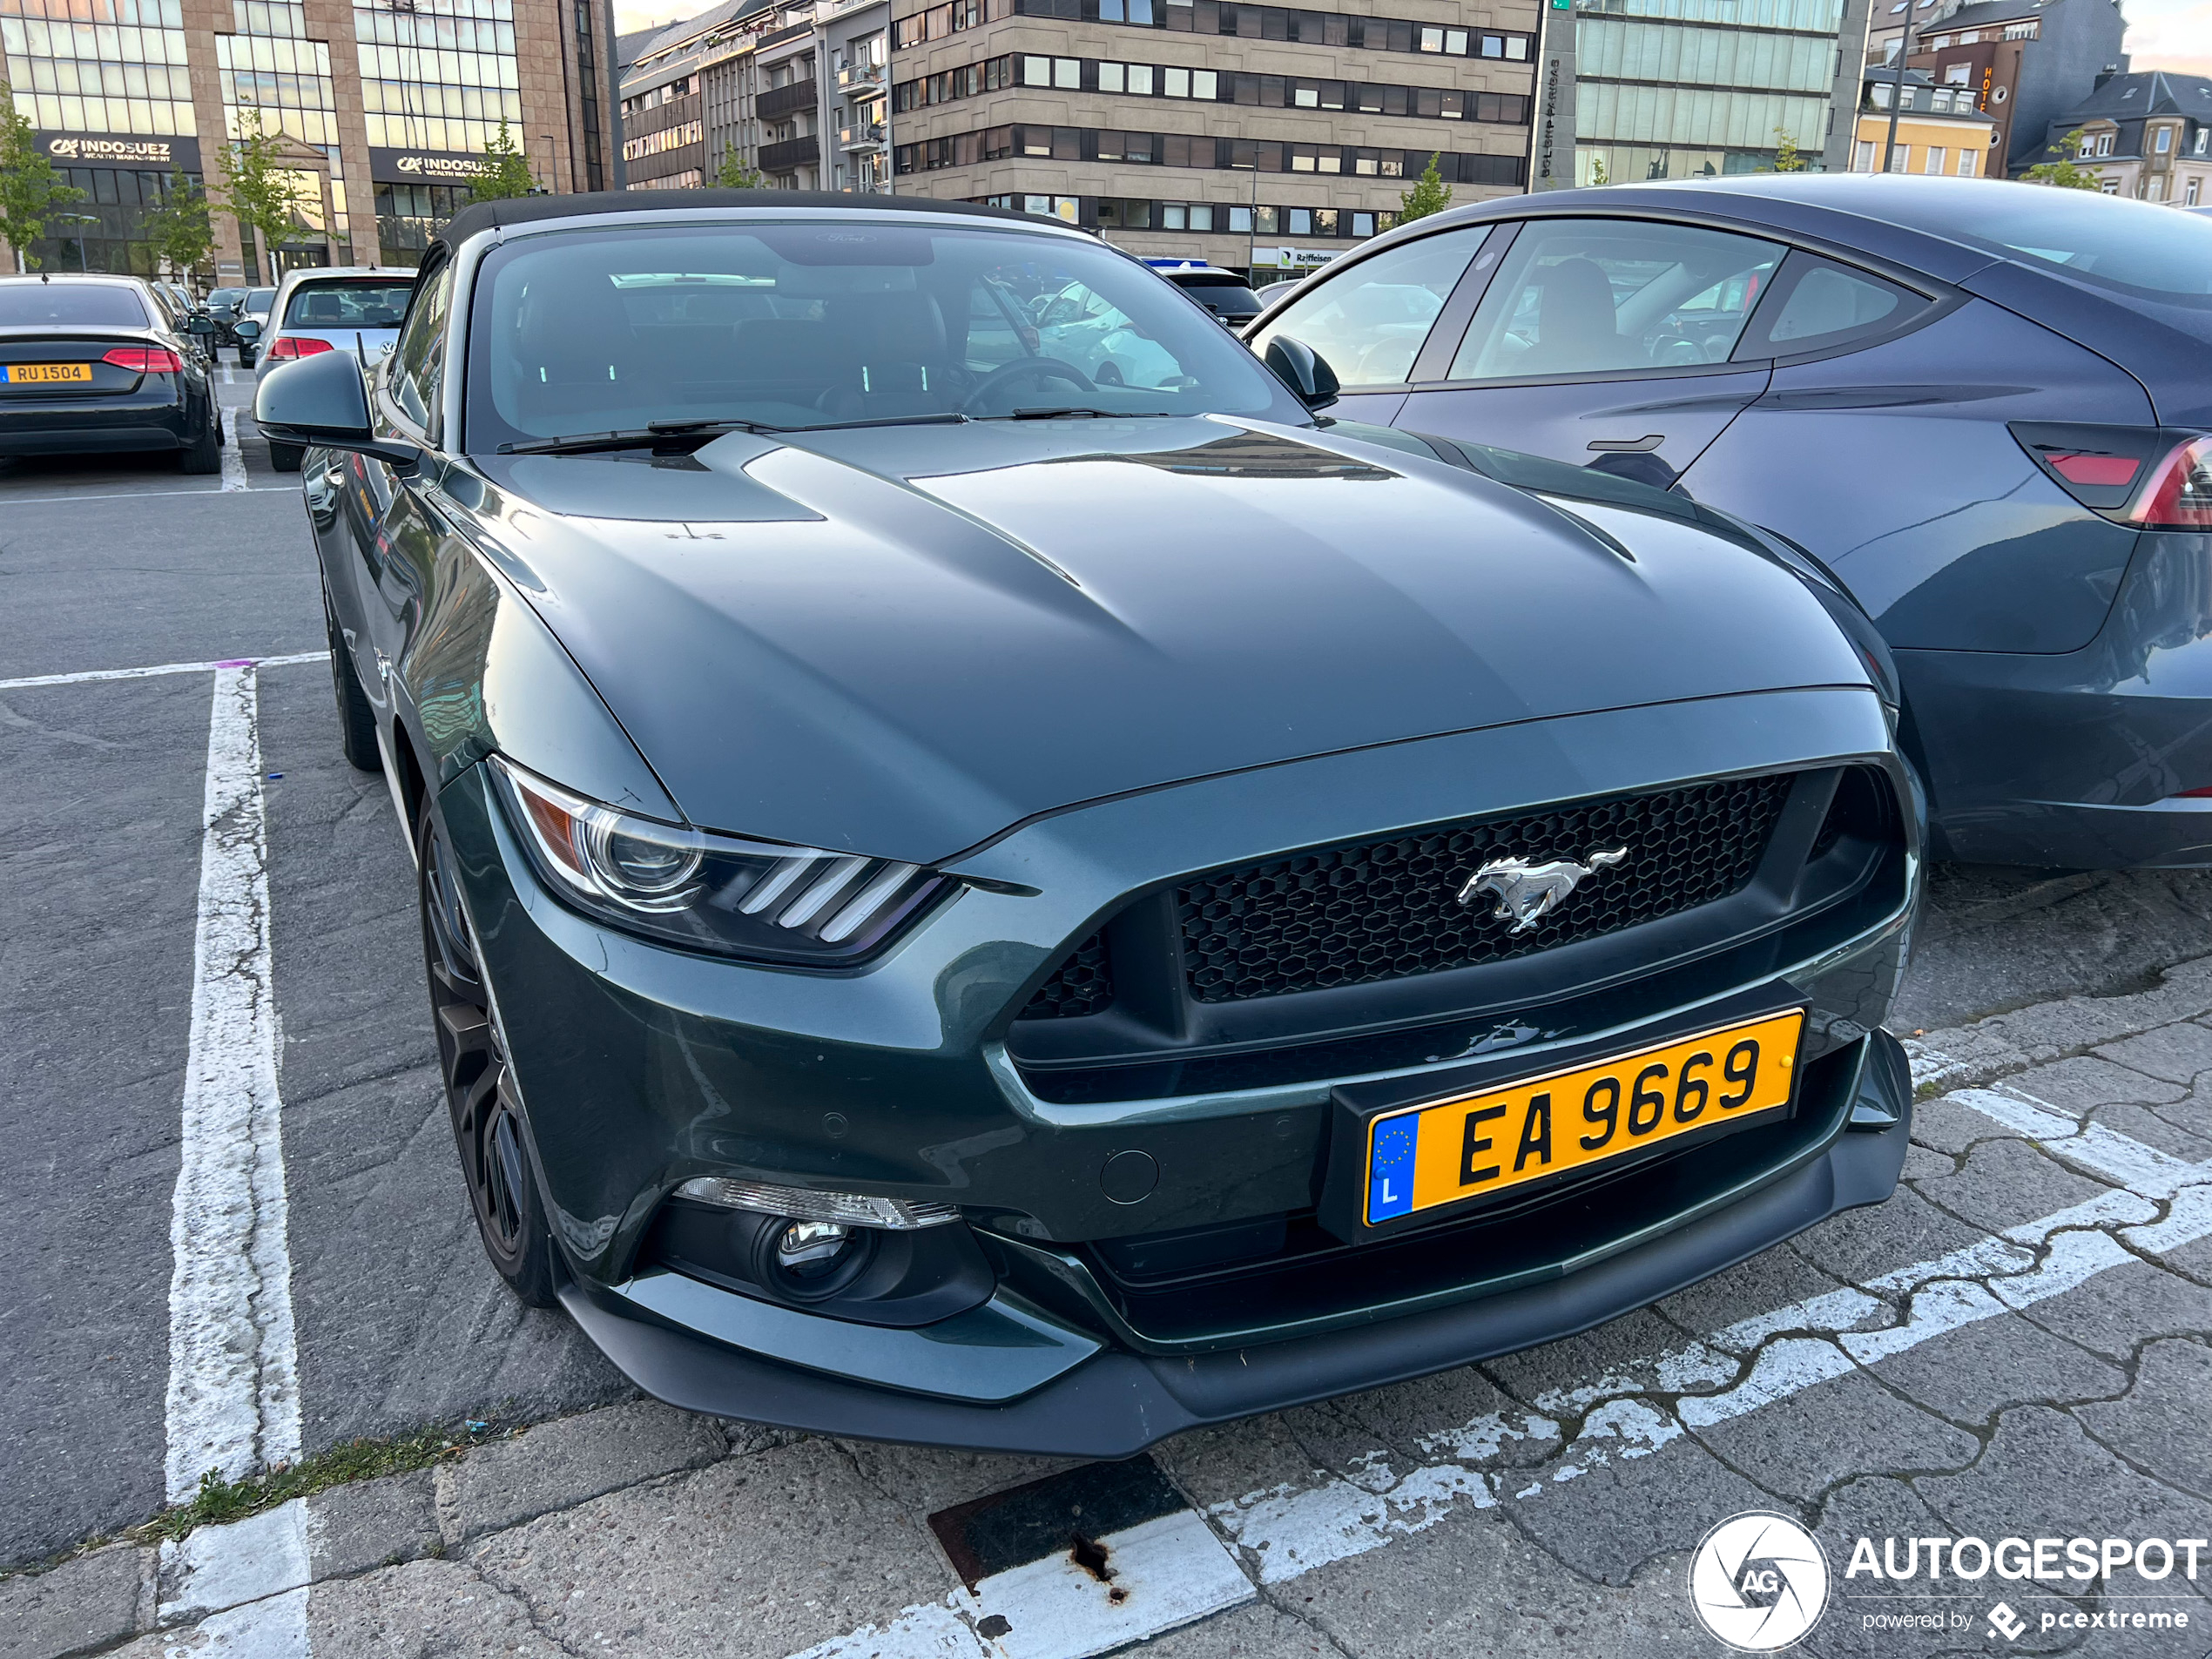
[322,580,381,772]
[418,799,560,1307]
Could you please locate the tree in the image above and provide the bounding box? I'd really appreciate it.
[221,112,312,280]
[713,142,765,189]
[468,119,536,202]
[1766,128,1809,172]
[145,170,214,280]
[2023,127,2105,189]
[1398,152,1452,222]
[0,79,86,271]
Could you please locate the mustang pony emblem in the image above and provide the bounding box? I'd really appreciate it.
[1458,847,1629,934]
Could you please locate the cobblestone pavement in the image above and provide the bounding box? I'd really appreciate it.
[10,955,2210,1659]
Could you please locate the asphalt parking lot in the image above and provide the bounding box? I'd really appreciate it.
[3,366,2210,1657]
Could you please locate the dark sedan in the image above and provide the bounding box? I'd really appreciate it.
[259,191,1919,1455]
[1250,178,2212,869]
[0,274,224,471]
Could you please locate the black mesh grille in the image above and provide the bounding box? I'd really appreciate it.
[1177,775,1794,1004]
[1023,929,1115,1020]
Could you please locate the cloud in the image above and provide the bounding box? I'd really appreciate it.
[2126,0,2212,74]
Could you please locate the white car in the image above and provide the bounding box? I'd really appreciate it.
[1028,280,1188,392]
[256,266,417,469]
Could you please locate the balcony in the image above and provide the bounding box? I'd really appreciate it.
[759,133,821,172]
[836,59,886,91]
[839,118,887,151]
[757,79,818,119]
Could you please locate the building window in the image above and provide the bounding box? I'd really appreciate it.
[1887,144,1908,172]
[1922,145,1945,173]
[1956,147,1976,176]
[2188,177,2202,206]
[1944,63,1969,84]
[1855,138,1874,171]
[356,0,523,158]
[3,0,197,139]
[2155,125,2173,153]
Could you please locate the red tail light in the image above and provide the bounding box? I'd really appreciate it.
[2044,452,2141,489]
[102,347,183,374]
[2123,435,2212,530]
[264,335,334,361]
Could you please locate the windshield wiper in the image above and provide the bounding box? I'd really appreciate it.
[498,411,973,454]
[985,407,1179,421]
[496,418,767,456]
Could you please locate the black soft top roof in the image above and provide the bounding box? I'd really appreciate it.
[430,189,1063,260]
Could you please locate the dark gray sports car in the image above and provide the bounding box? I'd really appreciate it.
[260,192,1919,1454]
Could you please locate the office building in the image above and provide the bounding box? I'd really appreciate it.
[2,0,620,276]
[1868,0,2124,174]
[1569,0,1870,183]
[884,0,1538,268]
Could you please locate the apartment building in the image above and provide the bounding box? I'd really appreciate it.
[1868,0,2123,173]
[1846,61,1998,171]
[884,0,1538,268]
[691,0,888,190]
[2029,68,2212,201]
[3,0,618,276]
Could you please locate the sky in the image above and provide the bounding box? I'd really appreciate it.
[613,0,2206,69]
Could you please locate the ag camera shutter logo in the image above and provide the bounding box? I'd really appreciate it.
[1689,1512,1831,1650]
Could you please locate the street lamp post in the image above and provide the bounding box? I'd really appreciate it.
[1233,159,1258,278]
[1880,9,1916,173]
[55,212,98,271]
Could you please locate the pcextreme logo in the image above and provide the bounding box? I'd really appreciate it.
[1689,1512,1831,1650]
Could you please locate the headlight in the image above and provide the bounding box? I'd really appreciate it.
[489,756,946,962]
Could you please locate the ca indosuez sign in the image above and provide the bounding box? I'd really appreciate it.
[370,146,482,182]
[41,131,201,169]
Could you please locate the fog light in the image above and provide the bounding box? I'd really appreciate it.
[675,1176,959,1230]
[775,1218,853,1274]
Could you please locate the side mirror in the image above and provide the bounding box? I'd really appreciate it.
[255,349,421,471]
[1263,335,1340,412]
[185,314,215,335]
[233,317,263,342]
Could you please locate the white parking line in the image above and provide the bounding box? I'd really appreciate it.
[787,1098,2212,1658]
[0,650,327,692]
[219,407,250,492]
[165,662,301,1506]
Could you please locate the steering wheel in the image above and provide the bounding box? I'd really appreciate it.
[961,355,1096,414]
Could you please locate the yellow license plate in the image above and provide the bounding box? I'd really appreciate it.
[1363,1009,1804,1226]
[2,362,94,384]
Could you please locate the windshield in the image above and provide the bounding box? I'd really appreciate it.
[285,279,414,329]
[463,219,1303,449]
[245,288,276,313]
[0,283,149,327]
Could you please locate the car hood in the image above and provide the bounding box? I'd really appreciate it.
[464,416,1871,864]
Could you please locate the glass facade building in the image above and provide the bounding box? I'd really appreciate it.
[3,0,610,279]
[1573,0,1851,181]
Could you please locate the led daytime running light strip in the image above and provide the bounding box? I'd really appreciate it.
[674,1177,961,1230]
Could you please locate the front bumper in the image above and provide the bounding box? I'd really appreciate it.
[439,684,1918,1448]
[559,1087,1910,1456]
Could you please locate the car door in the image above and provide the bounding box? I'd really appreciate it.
[1245,223,1501,425]
[334,260,452,711]
[1393,216,1787,485]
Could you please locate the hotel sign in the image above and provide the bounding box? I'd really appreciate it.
[41,131,201,170]
[370,146,485,182]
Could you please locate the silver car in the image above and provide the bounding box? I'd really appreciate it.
[256,266,416,469]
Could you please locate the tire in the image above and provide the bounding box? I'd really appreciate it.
[323,583,382,772]
[419,799,561,1309]
[269,440,305,472]
[179,406,222,474]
